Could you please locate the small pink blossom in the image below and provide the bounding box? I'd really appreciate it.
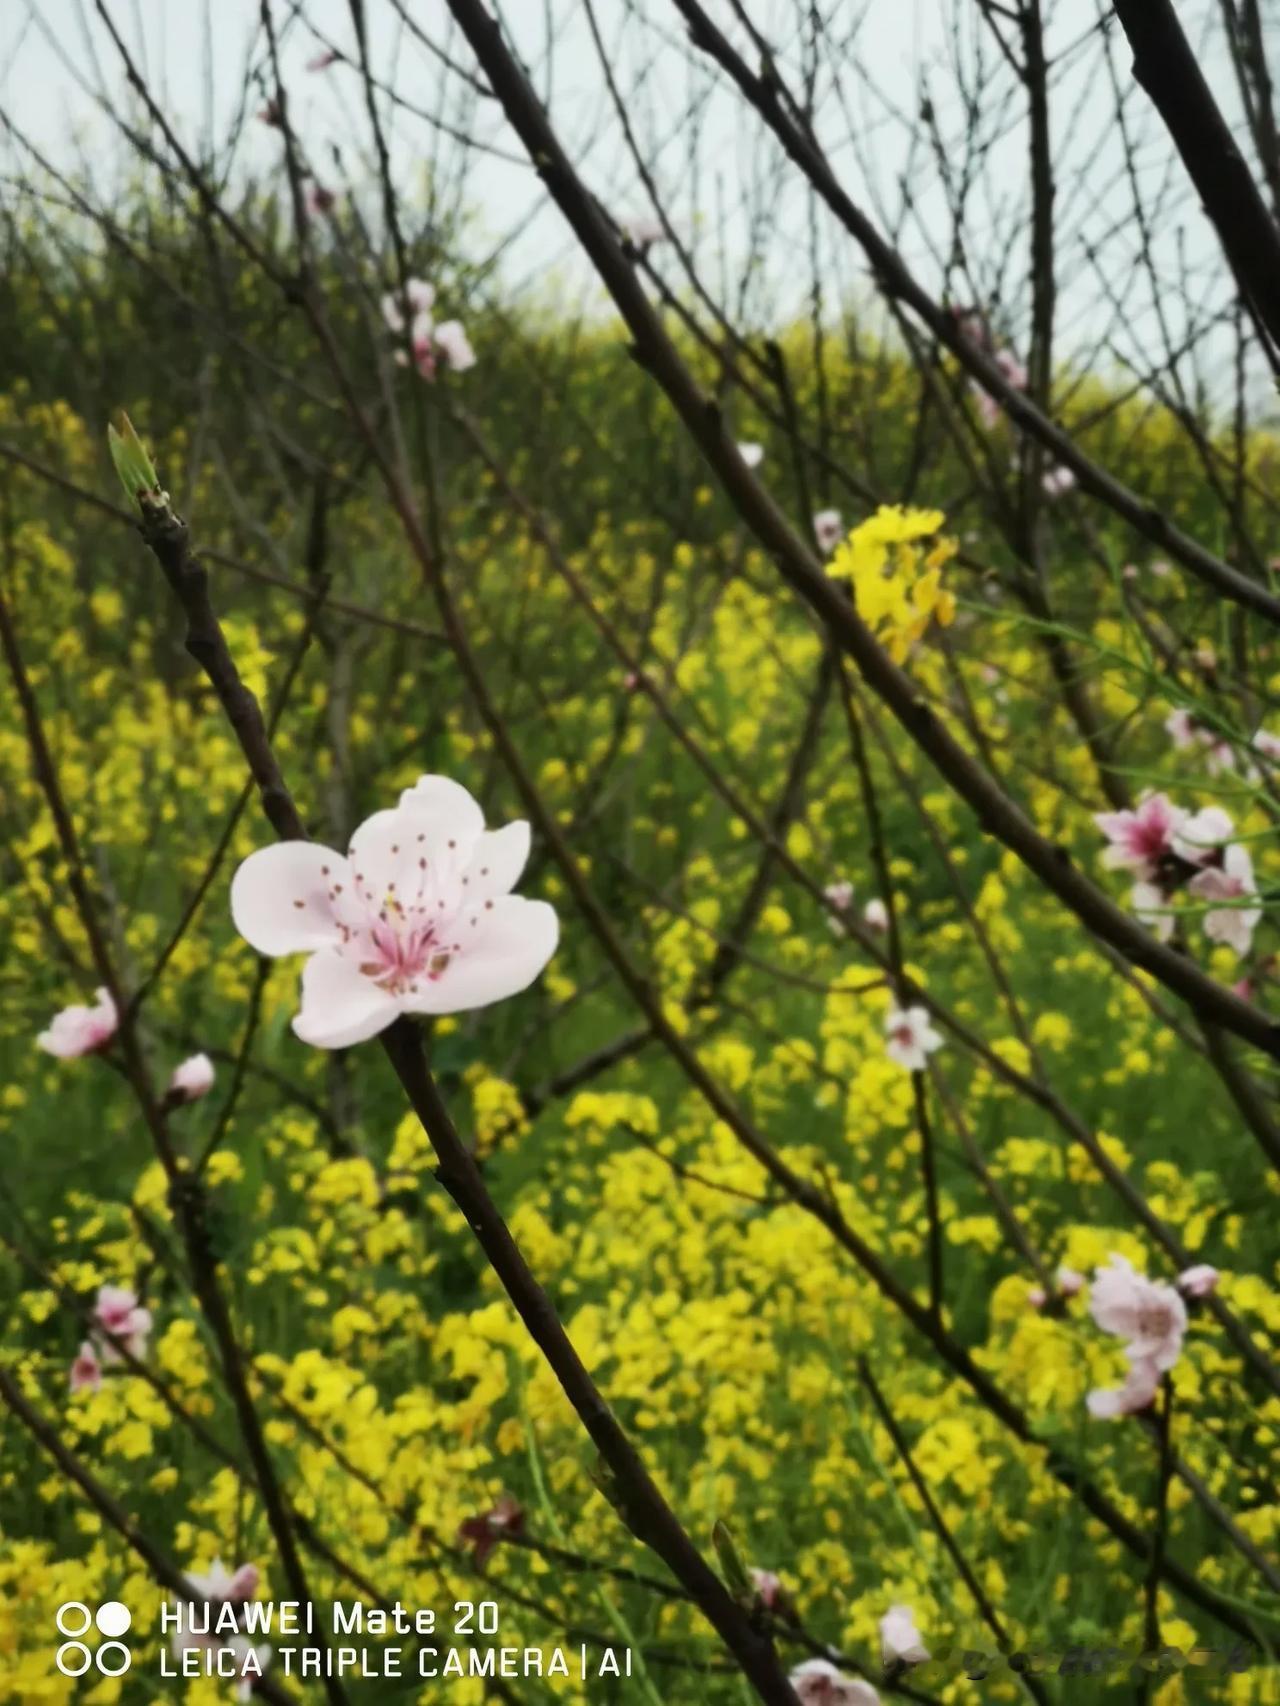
[824,881,854,934]
[622,215,665,248]
[884,1006,943,1073]
[168,1053,216,1103]
[431,319,476,373]
[37,988,118,1058]
[231,776,558,1049]
[1056,1267,1085,1297]
[94,1285,153,1362]
[1121,563,1139,582]
[1089,1254,1186,1371]
[1027,1286,1047,1309]
[1150,559,1171,578]
[306,49,339,71]
[789,1659,880,1705]
[1094,794,1185,880]
[1177,1264,1219,1298]
[1189,845,1261,956]
[863,898,889,932]
[381,278,435,333]
[1233,976,1254,1001]
[880,1604,928,1667]
[70,1341,102,1394]
[1087,1356,1161,1420]
[1042,465,1076,497]
[749,1568,785,1611]
[738,441,764,469]
[1252,729,1280,762]
[813,510,844,554]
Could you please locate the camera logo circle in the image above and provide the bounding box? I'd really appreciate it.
[55,1601,132,1676]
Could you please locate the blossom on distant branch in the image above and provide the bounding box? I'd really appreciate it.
[738,442,764,468]
[880,1604,929,1668]
[1041,466,1076,498]
[94,1285,153,1363]
[231,775,558,1048]
[824,880,854,934]
[1085,1254,1184,1420]
[884,1006,943,1073]
[382,280,475,379]
[813,509,844,554]
[69,1341,102,1395]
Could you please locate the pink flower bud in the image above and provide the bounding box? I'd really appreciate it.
[169,1053,216,1102]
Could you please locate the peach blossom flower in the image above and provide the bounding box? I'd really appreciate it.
[789,1659,880,1704]
[813,510,844,553]
[37,988,118,1058]
[1089,1254,1185,1371]
[94,1285,152,1362]
[880,1604,928,1667]
[738,442,764,468]
[863,898,889,932]
[1189,845,1261,956]
[1094,794,1185,880]
[884,1006,943,1072]
[231,776,558,1049]
[1041,465,1076,497]
[1056,1267,1085,1297]
[70,1341,102,1394]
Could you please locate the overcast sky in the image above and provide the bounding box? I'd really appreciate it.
[0,1,1255,398]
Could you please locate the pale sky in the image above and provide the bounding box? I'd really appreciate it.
[0,1,1256,399]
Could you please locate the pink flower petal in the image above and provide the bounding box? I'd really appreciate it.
[230,843,348,955]
[291,952,401,1049]
[401,896,558,1015]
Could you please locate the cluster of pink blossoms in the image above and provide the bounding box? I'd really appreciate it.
[70,1284,153,1394]
[381,278,475,381]
[1095,793,1262,956]
[1166,705,1280,782]
[950,307,1074,496]
[822,878,888,938]
[1085,1254,1218,1418]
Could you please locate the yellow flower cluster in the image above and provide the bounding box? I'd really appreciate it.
[826,505,958,662]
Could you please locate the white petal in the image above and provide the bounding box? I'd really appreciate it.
[291,952,400,1049]
[230,843,348,956]
[398,774,485,835]
[347,807,436,902]
[402,896,558,1015]
[460,821,531,905]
